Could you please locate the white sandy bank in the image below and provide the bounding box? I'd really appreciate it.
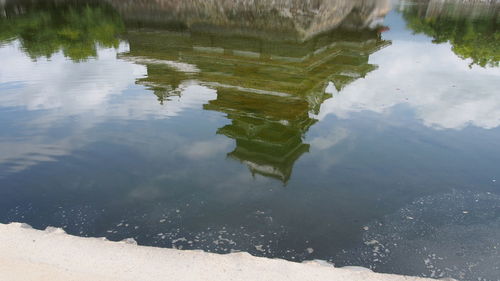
[0,222,437,281]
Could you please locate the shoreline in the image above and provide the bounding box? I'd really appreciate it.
[0,222,439,281]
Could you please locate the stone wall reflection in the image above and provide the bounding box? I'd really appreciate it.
[107,0,391,40]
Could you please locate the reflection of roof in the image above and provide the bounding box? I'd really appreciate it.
[204,88,315,183]
[123,28,390,113]
[234,141,311,183]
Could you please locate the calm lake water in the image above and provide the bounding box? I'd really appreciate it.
[1,0,499,279]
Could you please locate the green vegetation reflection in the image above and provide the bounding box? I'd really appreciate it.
[401,0,500,67]
[0,0,124,61]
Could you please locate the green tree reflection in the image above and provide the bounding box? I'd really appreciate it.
[401,0,500,67]
[0,1,124,61]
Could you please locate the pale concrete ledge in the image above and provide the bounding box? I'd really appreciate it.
[0,222,438,281]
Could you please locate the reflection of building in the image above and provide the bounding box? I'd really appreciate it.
[115,0,391,182]
[204,88,315,182]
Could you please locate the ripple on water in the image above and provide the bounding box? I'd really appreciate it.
[336,190,500,281]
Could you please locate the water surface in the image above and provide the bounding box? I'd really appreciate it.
[0,0,499,279]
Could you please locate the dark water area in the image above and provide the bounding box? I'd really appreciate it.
[0,0,499,279]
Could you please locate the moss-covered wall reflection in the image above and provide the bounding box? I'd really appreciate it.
[401,0,499,67]
[0,0,124,61]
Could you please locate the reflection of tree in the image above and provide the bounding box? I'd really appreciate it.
[401,0,500,67]
[137,64,189,105]
[0,0,124,61]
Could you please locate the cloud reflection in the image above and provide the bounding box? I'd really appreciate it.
[0,41,218,175]
[317,39,500,130]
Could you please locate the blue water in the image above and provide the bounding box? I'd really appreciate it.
[0,0,499,279]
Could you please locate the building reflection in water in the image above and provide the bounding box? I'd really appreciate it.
[0,0,392,182]
[113,0,392,182]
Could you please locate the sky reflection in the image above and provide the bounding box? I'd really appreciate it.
[0,1,499,280]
